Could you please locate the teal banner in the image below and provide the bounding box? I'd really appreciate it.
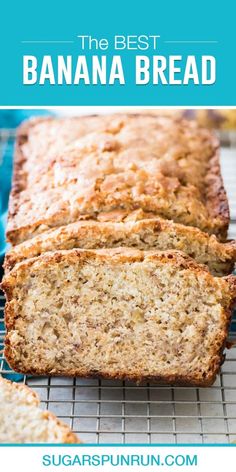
[0,0,235,105]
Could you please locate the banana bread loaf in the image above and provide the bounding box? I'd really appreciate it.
[6,114,229,245]
[0,376,79,443]
[4,218,236,276]
[2,248,236,386]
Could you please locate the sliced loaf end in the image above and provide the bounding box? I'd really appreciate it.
[2,248,236,387]
[0,376,79,443]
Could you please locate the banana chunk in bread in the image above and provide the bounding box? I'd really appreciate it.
[5,218,236,276]
[2,248,236,386]
[7,114,229,245]
[0,377,79,443]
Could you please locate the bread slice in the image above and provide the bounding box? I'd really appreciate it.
[4,218,236,276]
[0,376,79,443]
[6,114,229,245]
[2,248,236,386]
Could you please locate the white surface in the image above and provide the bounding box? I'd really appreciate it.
[0,445,235,472]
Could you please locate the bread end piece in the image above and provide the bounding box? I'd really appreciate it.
[2,248,236,387]
[0,376,80,443]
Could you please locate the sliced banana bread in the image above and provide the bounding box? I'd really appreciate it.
[0,377,79,443]
[4,218,236,276]
[2,248,236,386]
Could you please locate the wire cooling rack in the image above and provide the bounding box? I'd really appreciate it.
[0,126,236,444]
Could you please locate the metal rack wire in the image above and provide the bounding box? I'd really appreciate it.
[0,126,236,444]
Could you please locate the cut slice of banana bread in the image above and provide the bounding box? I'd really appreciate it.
[6,114,229,245]
[2,248,236,386]
[0,377,79,443]
[4,218,236,276]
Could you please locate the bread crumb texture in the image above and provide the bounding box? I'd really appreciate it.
[7,114,229,245]
[0,377,79,443]
[2,248,236,386]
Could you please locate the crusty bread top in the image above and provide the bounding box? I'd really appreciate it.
[6,114,229,245]
[0,376,79,443]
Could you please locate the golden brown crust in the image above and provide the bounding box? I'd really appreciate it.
[204,150,230,238]
[0,362,222,388]
[0,376,79,443]
[4,218,236,275]
[42,412,79,443]
[6,114,230,245]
